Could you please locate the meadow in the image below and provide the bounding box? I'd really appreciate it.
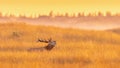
[0,23,120,68]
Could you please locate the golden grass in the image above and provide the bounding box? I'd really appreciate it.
[0,23,120,68]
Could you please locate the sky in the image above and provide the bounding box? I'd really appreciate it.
[0,0,120,16]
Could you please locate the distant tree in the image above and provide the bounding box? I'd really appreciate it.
[106,11,112,16]
[77,12,82,17]
[49,11,53,17]
[9,14,15,17]
[115,13,120,17]
[19,14,26,18]
[87,13,92,17]
[55,12,64,17]
[65,13,69,17]
[38,14,41,18]
[0,12,2,17]
[98,12,103,16]
[81,12,85,17]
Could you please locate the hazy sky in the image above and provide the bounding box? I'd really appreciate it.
[0,0,120,16]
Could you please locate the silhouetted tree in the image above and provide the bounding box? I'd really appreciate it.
[55,12,64,17]
[38,14,41,18]
[114,13,120,17]
[19,14,27,18]
[87,13,92,17]
[9,14,16,18]
[77,12,82,17]
[98,12,103,16]
[0,12,2,17]
[81,12,85,17]
[106,11,112,16]
[49,11,53,17]
[65,13,69,17]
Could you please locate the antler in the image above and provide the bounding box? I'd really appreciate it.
[37,38,52,43]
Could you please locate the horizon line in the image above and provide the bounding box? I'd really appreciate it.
[0,11,120,17]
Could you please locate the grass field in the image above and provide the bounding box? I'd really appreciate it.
[0,23,120,68]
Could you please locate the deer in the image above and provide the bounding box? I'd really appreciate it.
[28,38,56,51]
[37,38,56,50]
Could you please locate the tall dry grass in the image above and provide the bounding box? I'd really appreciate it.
[0,23,120,68]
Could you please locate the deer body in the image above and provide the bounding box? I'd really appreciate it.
[45,41,56,50]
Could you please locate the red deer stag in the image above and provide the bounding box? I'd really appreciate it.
[28,38,56,51]
[37,38,56,50]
